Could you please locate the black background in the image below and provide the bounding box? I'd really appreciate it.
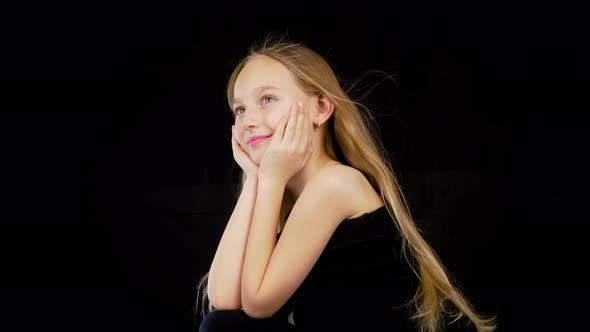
[2,2,587,331]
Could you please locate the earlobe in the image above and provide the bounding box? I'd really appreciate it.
[314,119,322,130]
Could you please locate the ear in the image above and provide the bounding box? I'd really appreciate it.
[315,94,334,125]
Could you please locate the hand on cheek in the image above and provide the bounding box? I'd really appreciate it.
[258,102,313,183]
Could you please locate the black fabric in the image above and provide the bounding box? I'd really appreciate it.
[200,205,422,331]
[279,205,421,332]
[198,309,295,332]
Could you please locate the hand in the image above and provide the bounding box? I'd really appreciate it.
[258,102,313,184]
[231,124,259,178]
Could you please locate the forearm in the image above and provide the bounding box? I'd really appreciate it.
[241,177,286,309]
[208,176,258,309]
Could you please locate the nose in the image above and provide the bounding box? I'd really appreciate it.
[240,107,262,129]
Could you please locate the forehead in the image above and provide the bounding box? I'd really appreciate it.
[233,56,296,99]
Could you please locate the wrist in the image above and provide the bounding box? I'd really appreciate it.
[244,168,258,179]
[244,175,258,184]
[257,174,287,188]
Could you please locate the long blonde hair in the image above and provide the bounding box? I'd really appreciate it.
[195,35,497,332]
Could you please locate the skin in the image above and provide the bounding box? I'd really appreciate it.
[222,53,492,332]
[231,55,338,200]
[227,55,385,318]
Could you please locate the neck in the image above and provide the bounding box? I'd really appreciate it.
[286,140,337,200]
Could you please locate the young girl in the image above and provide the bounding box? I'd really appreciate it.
[196,37,497,332]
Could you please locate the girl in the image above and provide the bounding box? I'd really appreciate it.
[196,36,497,332]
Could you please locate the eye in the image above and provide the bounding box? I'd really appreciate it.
[233,107,245,117]
[261,95,276,104]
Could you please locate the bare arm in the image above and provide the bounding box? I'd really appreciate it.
[241,168,357,318]
[207,176,258,310]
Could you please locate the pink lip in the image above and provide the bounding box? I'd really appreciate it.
[248,136,271,147]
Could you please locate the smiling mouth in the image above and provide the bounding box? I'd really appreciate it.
[248,136,270,147]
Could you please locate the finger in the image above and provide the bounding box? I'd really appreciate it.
[293,102,306,147]
[271,106,293,145]
[281,103,299,145]
[300,104,311,148]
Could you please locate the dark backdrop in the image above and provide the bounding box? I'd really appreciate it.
[2,3,587,332]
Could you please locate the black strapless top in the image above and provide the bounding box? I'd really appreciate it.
[274,205,420,332]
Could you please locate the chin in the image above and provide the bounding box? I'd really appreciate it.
[248,151,265,166]
[252,156,263,166]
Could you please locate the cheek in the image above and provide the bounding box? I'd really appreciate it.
[269,106,291,128]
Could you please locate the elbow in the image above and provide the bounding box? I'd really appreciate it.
[241,297,275,319]
[242,305,273,319]
[210,301,242,311]
[208,290,242,311]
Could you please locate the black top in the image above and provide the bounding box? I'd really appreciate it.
[275,205,420,332]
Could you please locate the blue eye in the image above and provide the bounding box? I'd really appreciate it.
[262,95,276,104]
[233,95,275,117]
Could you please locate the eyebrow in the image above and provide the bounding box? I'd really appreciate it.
[232,85,281,106]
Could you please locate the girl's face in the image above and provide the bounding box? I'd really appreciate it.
[232,55,311,165]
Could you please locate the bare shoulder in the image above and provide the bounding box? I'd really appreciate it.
[309,163,384,220]
[251,163,382,317]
